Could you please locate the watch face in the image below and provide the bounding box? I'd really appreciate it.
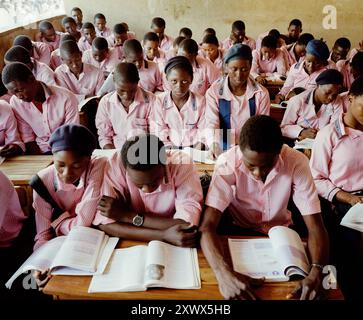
[133,215,143,227]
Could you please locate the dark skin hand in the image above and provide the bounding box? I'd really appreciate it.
[25,141,42,155]
[0,144,23,158]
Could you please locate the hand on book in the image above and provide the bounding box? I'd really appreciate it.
[287,268,323,300]
[32,269,52,291]
[162,222,199,248]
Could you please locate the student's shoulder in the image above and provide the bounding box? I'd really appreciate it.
[36,163,56,182]
[49,84,77,99]
[0,169,12,187]
[83,62,103,74]
[0,99,13,113]
[54,63,67,74]
[280,145,310,170]
[89,154,108,171]
[99,91,116,104]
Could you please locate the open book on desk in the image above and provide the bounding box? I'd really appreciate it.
[78,95,100,112]
[88,240,201,293]
[293,138,315,150]
[228,226,310,282]
[341,203,363,232]
[181,147,215,164]
[5,226,118,289]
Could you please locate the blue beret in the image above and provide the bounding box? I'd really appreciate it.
[306,39,330,61]
[223,43,252,64]
[49,124,96,156]
[316,69,343,85]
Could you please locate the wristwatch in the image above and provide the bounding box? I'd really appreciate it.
[132,214,144,227]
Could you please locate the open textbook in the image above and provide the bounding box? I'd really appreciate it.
[88,240,201,293]
[293,138,315,150]
[228,226,310,282]
[181,147,216,164]
[340,203,363,232]
[5,226,118,289]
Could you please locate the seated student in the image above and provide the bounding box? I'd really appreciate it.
[143,32,166,72]
[36,21,64,52]
[309,76,363,300]
[280,69,344,140]
[82,37,120,79]
[204,44,270,159]
[94,13,112,38]
[32,124,107,286]
[96,63,154,149]
[150,17,174,51]
[0,100,24,157]
[201,34,224,74]
[55,40,104,103]
[121,22,137,40]
[179,27,192,39]
[337,51,363,92]
[165,36,185,60]
[106,23,129,60]
[221,20,256,51]
[329,37,351,64]
[93,134,203,247]
[78,22,97,52]
[283,33,314,69]
[13,35,52,66]
[280,19,303,45]
[50,34,77,71]
[61,16,82,42]
[251,35,288,85]
[2,62,79,155]
[275,39,332,103]
[71,7,83,32]
[176,38,220,95]
[256,29,286,51]
[150,56,206,149]
[4,45,56,86]
[200,115,329,300]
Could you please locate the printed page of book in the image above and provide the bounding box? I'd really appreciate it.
[293,138,315,150]
[88,246,148,293]
[92,149,118,158]
[228,238,289,282]
[340,203,363,232]
[268,226,310,278]
[182,147,216,164]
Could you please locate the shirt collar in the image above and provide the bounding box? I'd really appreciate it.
[220,75,261,101]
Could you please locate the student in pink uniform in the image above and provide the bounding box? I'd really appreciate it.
[0,100,25,157]
[204,44,270,159]
[221,20,256,51]
[31,124,107,287]
[179,27,192,39]
[106,23,129,60]
[251,35,288,85]
[200,115,329,300]
[71,7,83,32]
[309,76,363,300]
[201,34,225,75]
[36,21,63,52]
[13,35,52,66]
[50,34,77,71]
[61,16,82,42]
[281,69,344,140]
[281,19,303,45]
[93,134,203,246]
[176,38,220,96]
[150,56,206,149]
[164,36,185,61]
[150,17,174,52]
[4,46,56,86]
[275,39,332,103]
[77,22,97,52]
[142,32,166,72]
[329,37,351,64]
[2,62,79,155]
[282,33,314,69]
[336,51,363,91]
[96,62,154,149]
[94,13,112,38]
[256,29,286,51]
[55,40,104,103]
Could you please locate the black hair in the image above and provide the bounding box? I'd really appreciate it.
[151,17,166,29]
[173,36,186,48]
[1,62,35,85]
[164,56,193,79]
[94,13,106,21]
[4,45,31,64]
[92,37,108,50]
[60,34,77,43]
[351,52,363,74]
[291,87,306,95]
[13,35,32,51]
[178,38,199,55]
[71,7,82,13]
[113,62,140,84]
[39,21,54,33]
[123,39,143,56]
[204,28,216,36]
[62,16,77,26]
[179,27,192,38]
[268,29,281,40]
[60,40,81,57]
[297,33,314,46]
[113,23,127,35]
[0,73,8,96]
[82,22,95,31]
[349,75,363,97]
[289,19,302,29]
[121,134,167,171]
[143,32,159,43]
[232,20,245,31]
[239,115,283,154]
[334,37,351,50]
[202,34,219,47]
[261,35,278,49]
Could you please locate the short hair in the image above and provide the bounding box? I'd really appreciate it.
[268,29,281,40]
[291,87,306,95]
[202,34,219,47]
[179,27,192,38]
[239,115,283,154]
[297,33,314,46]
[82,22,95,31]
[113,62,140,84]
[349,76,363,97]
[123,39,143,56]
[2,62,35,85]
[94,13,106,21]
[61,16,76,27]
[351,52,363,74]
[39,21,54,33]
[113,23,127,35]
[204,28,216,36]
[143,32,159,43]
[334,37,351,50]
[92,37,108,50]
[261,35,278,49]
[13,35,32,51]
[173,36,186,47]
[151,17,166,29]
[164,56,193,79]
[232,20,245,31]
[0,73,8,96]
[60,34,76,43]
[178,38,199,55]
[60,40,81,57]
[4,45,31,64]
[289,19,302,29]
[71,7,82,13]
[121,134,167,171]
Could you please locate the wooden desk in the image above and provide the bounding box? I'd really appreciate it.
[195,163,214,176]
[43,238,344,300]
[265,79,285,100]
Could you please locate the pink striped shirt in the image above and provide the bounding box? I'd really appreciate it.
[92,150,203,227]
[0,170,26,247]
[96,27,112,38]
[280,89,344,139]
[39,32,64,51]
[206,145,321,233]
[32,59,56,86]
[221,36,256,51]
[33,156,107,250]
[82,48,121,77]
[204,76,270,147]
[336,59,354,90]
[150,91,206,147]
[251,48,288,79]
[77,36,92,52]
[310,114,363,202]
[50,48,62,70]
[32,41,52,66]
[10,84,79,153]
[95,88,154,148]
[159,34,174,51]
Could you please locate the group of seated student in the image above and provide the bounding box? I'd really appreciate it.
[1,7,363,301]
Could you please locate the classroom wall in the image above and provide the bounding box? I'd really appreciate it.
[63,0,362,48]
